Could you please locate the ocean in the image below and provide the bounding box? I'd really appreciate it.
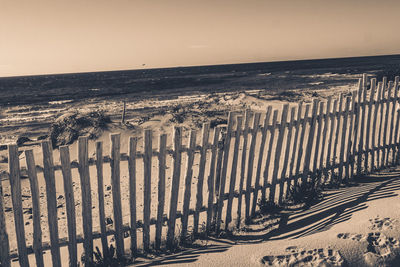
[1,54,400,107]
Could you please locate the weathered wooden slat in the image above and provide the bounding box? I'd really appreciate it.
[225,116,243,229]
[155,135,166,249]
[345,91,357,180]
[207,127,221,232]
[301,99,319,183]
[289,103,303,179]
[357,85,367,174]
[395,110,400,164]
[351,79,362,175]
[251,108,272,215]
[371,82,380,171]
[270,104,289,202]
[25,150,44,267]
[333,94,344,170]
[216,112,234,232]
[312,102,324,175]
[295,105,310,185]
[59,146,77,267]
[143,130,152,250]
[377,82,384,169]
[9,145,30,267]
[321,98,332,181]
[78,137,93,264]
[213,130,225,225]
[167,127,182,248]
[280,107,296,204]
[237,110,250,227]
[194,123,210,235]
[41,141,60,267]
[390,80,399,164]
[129,137,138,253]
[383,81,392,167]
[0,180,10,267]
[245,113,260,221]
[365,81,376,172]
[95,141,108,258]
[181,130,196,242]
[262,110,278,201]
[338,97,350,181]
[110,133,124,257]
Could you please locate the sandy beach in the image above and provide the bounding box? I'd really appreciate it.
[132,168,400,266]
[0,79,365,266]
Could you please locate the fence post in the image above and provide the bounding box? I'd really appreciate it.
[194,123,210,235]
[377,82,384,169]
[216,112,234,232]
[289,103,303,190]
[383,81,392,167]
[237,111,250,227]
[167,127,182,248]
[357,82,367,174]
[59,146,77,267]
[371,81,380,171]
[251,107,272,215]
[296,105,311,185]
[78,137,93,264]
[245,113,260,221]
[365,82,375,172]
[346,91,357,180]
[281,107,296,204]
[0,181,10,267]
[302,100,319,184]
[333,94,344,172]
[226,116,243,229]
[262,110,278,201]
[9,144,30,267]
[181,130,196,242]
[42,141,61,267]
[395,110,400,164]
[156,135,166,249]
[25,150,44,267]
[270,104,289,203]
[95,141,109,258]
[143,130,152,250]
[339,97,351,181]
[312,102,324,177]
[390,80,399,164]
[207,127,221,232]
[110,133,124,258]
[129,137,138,253]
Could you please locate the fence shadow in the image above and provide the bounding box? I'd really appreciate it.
[227,171,400,244]
[131,243,231,266]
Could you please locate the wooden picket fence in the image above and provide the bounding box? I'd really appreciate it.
[1,74,400,266]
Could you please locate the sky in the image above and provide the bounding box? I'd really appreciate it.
[1,0,400,77]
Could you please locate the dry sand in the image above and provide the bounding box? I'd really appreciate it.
[133,169,400,267]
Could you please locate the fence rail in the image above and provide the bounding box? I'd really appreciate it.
[0,74,400,266]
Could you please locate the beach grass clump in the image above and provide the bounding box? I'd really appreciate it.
[50,110,110,147]
[88,245,131,267]
[257,199,283,215]
[287,176,323,207]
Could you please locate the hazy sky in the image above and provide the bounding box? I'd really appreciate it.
[1,0,400,77]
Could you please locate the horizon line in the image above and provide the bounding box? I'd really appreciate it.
[1,53,399,79]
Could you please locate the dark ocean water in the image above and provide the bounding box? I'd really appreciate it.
[1,54,400,106]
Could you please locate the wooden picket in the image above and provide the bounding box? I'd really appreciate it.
[3,74,400,267]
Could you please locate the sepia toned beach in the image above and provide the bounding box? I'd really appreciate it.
[1,1,400,267]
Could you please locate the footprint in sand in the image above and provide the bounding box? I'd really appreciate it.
[369,216,397,230]
[337,225,400,266]
[261,246,345,266]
